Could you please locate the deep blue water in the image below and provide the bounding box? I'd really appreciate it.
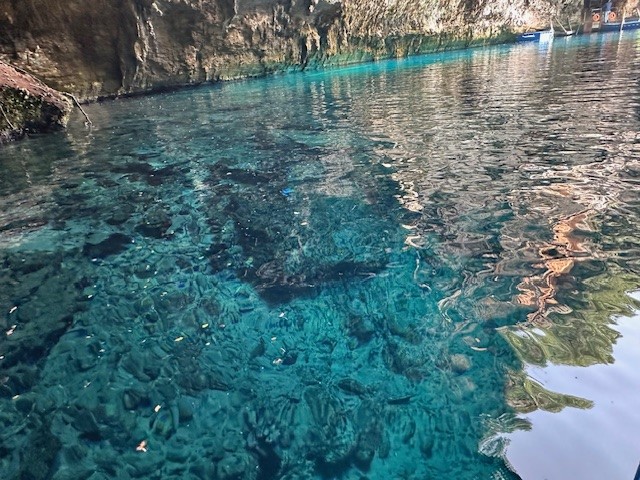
[1,32,640,480]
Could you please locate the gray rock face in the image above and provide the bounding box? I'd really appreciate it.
[0,61,71,142]
[0,0,580,100]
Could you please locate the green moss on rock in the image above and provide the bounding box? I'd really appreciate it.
[0,62,71,143]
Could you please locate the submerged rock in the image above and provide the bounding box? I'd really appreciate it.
[150,409,175,438]
[450,353,472,374]
[123,450,164,478]
[302,386,358,469]
[337,378,369,396]
[0,250,85,407]
[68,407,102,441]
[16,418,61,480]
[217,453,258,480]
[206,188,393,302]
[135,206,172,239]
[176,397,195,422]
[344,313,376,345]
[82,233,132,259]
[123,389,147,411]
[105,206,134,226]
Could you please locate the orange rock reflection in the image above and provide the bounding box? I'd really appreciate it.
[515,207,593,327]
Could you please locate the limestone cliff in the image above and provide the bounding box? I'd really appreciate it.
[0,0,581,101]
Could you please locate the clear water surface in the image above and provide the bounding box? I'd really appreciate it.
[1,31,640,480]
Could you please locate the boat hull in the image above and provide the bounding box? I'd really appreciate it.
[517,30,554,42]
[599,19,640,31]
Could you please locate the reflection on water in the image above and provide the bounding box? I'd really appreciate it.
[1,33,640,479]
[506,292,640,480]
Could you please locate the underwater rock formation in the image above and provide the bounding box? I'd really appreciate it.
[0,61,71,142]
[0,0,581,100]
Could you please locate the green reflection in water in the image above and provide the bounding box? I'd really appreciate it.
[501,269,640,412]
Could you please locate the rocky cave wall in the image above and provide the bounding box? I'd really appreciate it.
[0,0,583,101]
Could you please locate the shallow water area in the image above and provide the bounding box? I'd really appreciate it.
[1,31,640,480]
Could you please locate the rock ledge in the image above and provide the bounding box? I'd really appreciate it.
[0,61,71,143]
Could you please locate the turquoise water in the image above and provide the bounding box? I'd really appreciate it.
[1,32,640,479]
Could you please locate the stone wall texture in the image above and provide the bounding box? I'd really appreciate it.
[0,60,71,142]
[0,0,582,100]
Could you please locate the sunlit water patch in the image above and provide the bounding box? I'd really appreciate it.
[1,31,640,480]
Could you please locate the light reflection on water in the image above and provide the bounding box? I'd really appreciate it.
[506,292,640,479]
[0,32,640,479]
[344,33,640,477]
